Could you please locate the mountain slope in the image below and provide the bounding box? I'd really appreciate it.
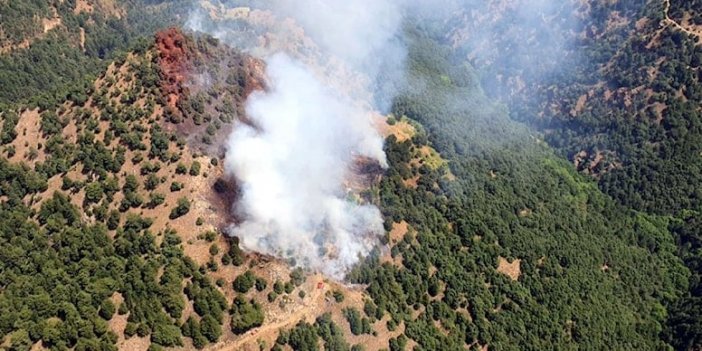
[0,1,699,350]
[342,33,688,350]
[0,0,191,111]
[444,0,702,348]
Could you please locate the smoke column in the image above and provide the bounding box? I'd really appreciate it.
[187,0,573,277]
[188,0,406,277]
[225,54,386,277]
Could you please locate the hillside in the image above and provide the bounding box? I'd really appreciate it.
[0,0,191,110]
[0,27,428,351]
[443,0,702,347]
[0,0,700,350]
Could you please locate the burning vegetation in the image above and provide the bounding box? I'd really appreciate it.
[156,27,194,111]
[154,28,266,155]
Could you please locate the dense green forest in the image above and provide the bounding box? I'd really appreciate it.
[0,0,190,110]
[0,22,270,349]
[345,32,687,350]
[442,0,702,348]
[267,26,694,350]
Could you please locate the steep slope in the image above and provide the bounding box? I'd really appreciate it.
[0,29,404,351]
[353,34,688,350]
[0,0,191,111]
[268,31,689,351]
[444,0,702,348]
[0,1,698,350]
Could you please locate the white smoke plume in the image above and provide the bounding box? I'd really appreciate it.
[188,0,406,277]
[225,54,386,277]
[271,0,406,108]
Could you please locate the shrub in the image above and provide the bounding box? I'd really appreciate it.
[189,161,201,176]
[99,299,116,320]
[170,181,184,192]
[233,271,256,293]
[169,197,190,219]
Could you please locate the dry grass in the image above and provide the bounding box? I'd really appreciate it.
[377,115,416,142]
[497,257,521,281]
[108,293,129,344]
[42,17,62,34]
[413,146,446,170]
[379,222,409,267]
[402,175,419,189]
[388,221,408,244]
[93,0,124,19]
[117,336,150,351]
[9,109,46,165]
[74,0,94,14]
[79,27,86,51]
[571,94,588,116]
[30,342,49,351]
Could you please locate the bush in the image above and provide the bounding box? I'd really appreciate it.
[201,230,216,242]
[107,210,120,230]
[145,173,160,190]
[230,296,264,334]
[343,308,371,336]
[333,290,345,303]
[189,161,201,176]
[169,197,190,219]
[221,254,231,265]
[170,181,184,192]
[290,267,305,286]
[273,281,284,294]
[84,182,104,203]
[175,162,187,174]
[148,192,165,208]
[228,239,245,266]
[118,303,128,315]
[151,324,183,347]
[99,299,116,320]
[233,271,256,293]
[255,277,268,292]
[199,315,222,343]
[124,323,138,338]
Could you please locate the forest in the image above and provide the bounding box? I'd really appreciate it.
[0,0,190,111]
[441,0,702,347]
[0,0,701,350]
[346,32,687,350]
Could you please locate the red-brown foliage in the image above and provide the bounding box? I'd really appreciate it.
[155,27,194,110]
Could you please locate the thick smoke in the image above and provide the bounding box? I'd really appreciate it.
[187,0,575,276]
[270,0,406,108]
[188,0,406,277]
[225,54,386,277]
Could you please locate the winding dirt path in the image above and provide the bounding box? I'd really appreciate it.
[212,274,329,350]
[662,0,702,41]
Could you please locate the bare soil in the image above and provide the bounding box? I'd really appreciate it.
[497,256,521,281]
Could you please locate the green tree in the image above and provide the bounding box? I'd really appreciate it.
[189,161,201,176]
[169,197,190,219]
[151,324,183,347]
[84,182,104,203]
[230,296,264,334]
[199,315,222,343]
[233,271,256,293]
[99,299,116,320]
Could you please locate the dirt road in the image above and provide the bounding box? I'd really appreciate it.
[662,0,702,41]
[211,274,329,351]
